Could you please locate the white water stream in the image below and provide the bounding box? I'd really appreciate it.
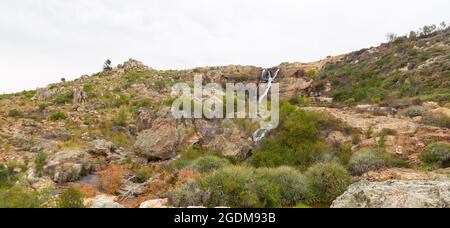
[253,68,280,144]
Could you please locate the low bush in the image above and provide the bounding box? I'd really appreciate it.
[35,152,48,172]
[54,92,74,105]
[199,166,281,208]
[257,167,312,206]
[0,164,10,188]
[420,143,450,169]
[252,102,341,170]
[113,110,128,127]
[167,180,209,207]
[348,150,387,176]
[8,109,22,118]
[135,166,154,183]
[188,156,231,173]
[288,96,311,107]
[49,111,66,121]
[421,113,450,129]
[57,187,85,208]
[168,166,314,208]
[304,162,352,204]
[113,95,130,107]
[0,184,49,208]
[400,106,428,117]
[349,149,408,176]
[38,102,51,110]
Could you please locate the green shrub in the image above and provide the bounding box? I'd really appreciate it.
[135,166,154,183]
[252,102,340,170]
[54,92,74,105]
[189,156,231,173]
[400,106,428,117]
[348,150,387,176]
[132,98,153,109]
[57,187,84,208]
[420,143,450,169]
[168,166,314,208]
[167,147,225,171]
[288,96,311,106]
[304,162,352,204]
[421,113,450,129]
[257,167,312,206]
[113,110,128,127]
[38,102,51,110]
[83,84,93,93]
[113,95,130,107]
[307,69,317,78]
[35,152,48,172]
[8,109,22,118]
[49,111,66,121]
[0,164,10,188]
[199,166,281,208]
[21,90,36,99]
[0,184,49,208]
[167,180,209,207]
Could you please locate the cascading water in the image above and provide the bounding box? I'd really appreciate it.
[252,68,280,144]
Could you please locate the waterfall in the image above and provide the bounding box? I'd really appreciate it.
[258,69,280,103]
[252,68,280,144]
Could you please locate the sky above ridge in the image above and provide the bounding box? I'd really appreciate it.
[1,0,449,93]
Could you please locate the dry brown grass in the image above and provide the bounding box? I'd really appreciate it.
[97,164,130,195]
[73,184,98,198]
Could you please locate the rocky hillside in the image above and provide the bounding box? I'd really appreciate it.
[0,26,449,208]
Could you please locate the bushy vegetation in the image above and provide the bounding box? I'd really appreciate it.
[188,156,231,173]
[168,162,352,208]
[303,162,352,204]
[252,102,348,170]
[113,110,128,127]
[0,164,11,188]
[38,102,51,110]
[113,95,130,107]
[57,187,85,208]
[288,96,311,107]
[0,184,49,208]
[400,106,428,118]
[318,25,450,105]
[134,166,154,183]
[35,152,48,172]
[348,150,386,176]
[257,167,312,206]
[54,91,74,105]
[167,147,231,171]
[49,111,66,121]
[421,113,450,129]
[8,109,22,118]
[420,143,450,169]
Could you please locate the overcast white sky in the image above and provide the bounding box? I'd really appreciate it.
[0,0,449,93]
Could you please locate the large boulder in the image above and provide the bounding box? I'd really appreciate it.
[88,139,115,156]
[139,199,168,208]
[85,195,124,208]
[134,109,193,160]
[331,180,450,208]
[43,150,94,184]
[195,119,253,159]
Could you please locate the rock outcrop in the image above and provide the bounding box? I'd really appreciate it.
[85,195,125,208]
[42,150,94,184]
[331,180,450,208]
[134,109,193,160]
[139,199,168,208]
